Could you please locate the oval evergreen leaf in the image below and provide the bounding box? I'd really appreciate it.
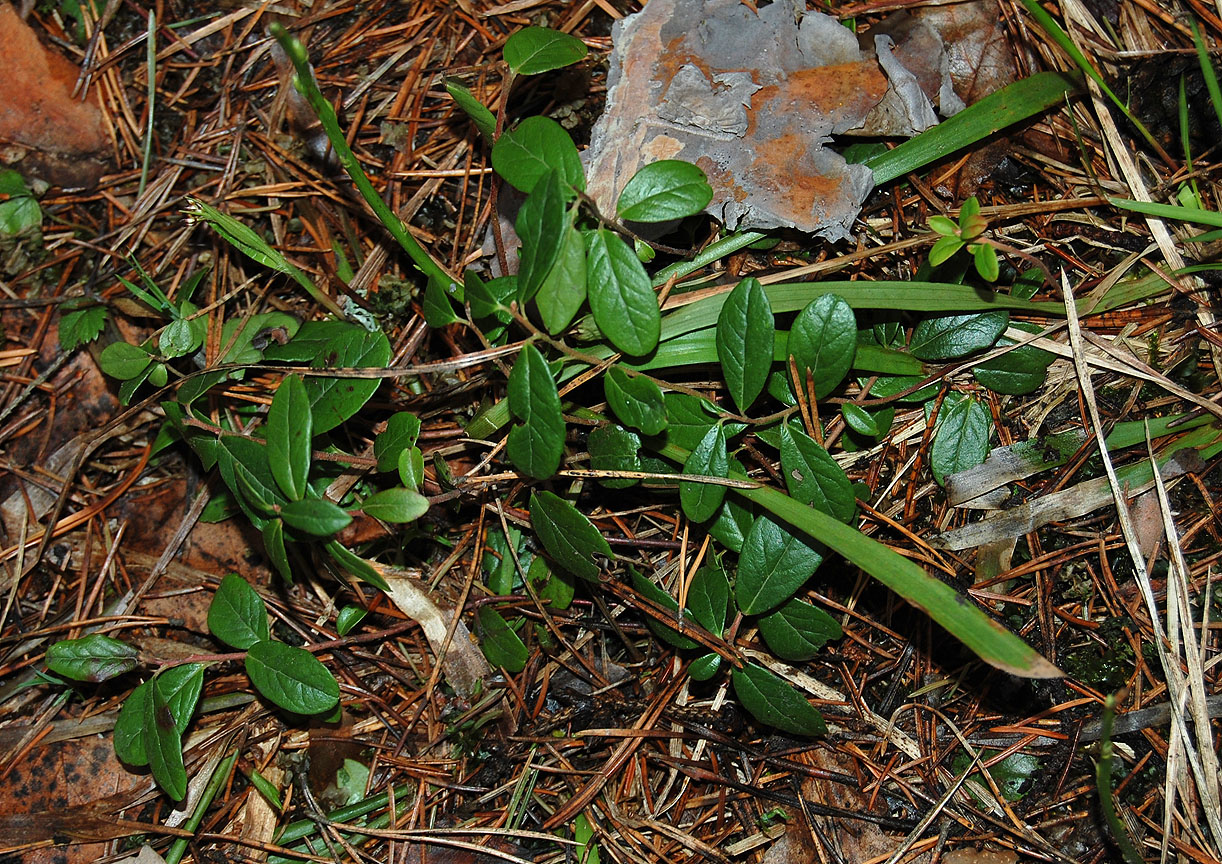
[360,487,429,523]
[787,294,856,399]
[503,26,588,76]
[507,343,565,479]
[587,424,642,488]
[688,653,722,682]
[262,518,292,583]
[45,634,138,682]
[516,169,569,304]
[114,681,150,766]
[736,516,824,616]
[491,116,584,194]
[145,674,188,800]
[244,640,340,715]
[444,78,496,142]
[757,598,843,661]
[972,325,1055,395]
[630,569,700,650]
[267,374,312,501]
[779,424,855,523]
[616,160,713,222]
[537,223,588,334]
[680,424,728,523]
[336,605,368,637]
[299,323,391,434]
[279,497,352,537]
[604,366,667,436]
[529,491,613,582]
[732,663,826,736]
[686,561,730,637]
[477,606,529,673]
[586,228,660,356]
[374,412,422,473]
[208,573,270,650]
[716,277,774,414]
[930,394,991,486]
[99,341,154,380]
[909,311,1008,361]
[156,663,205,737]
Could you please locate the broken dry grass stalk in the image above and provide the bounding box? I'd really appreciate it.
[138,10,155,197]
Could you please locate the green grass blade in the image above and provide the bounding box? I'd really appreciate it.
[863,71,1080,184]
[1108,196,1222,228]
[1191,19,1222,135]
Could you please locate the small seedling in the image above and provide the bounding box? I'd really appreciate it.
[928,196,1000,282]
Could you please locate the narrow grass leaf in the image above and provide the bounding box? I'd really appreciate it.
[586,228,660,356]
[477,606,529,672]
[604,366,667,435]
[267,374,311,501]
[787,294,856,399]
[716,277,774,414]
[245,640,340,715]
[492,116,584,193]
[529,491,613,582]
[779,424,855,523]
[616,160,713,222]
[681,424,729,523]
[208,573,270,649]
[732,663,826,736]
[736,515,824,615]
[504,26,587,75]
[757,598,842,661]
[909,311,1008,360]
[507,343,565,479]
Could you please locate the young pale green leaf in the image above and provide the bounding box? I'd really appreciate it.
[686,561,730,637]
[929,235,965,266]
[208,573,270,650]
[504,26,588,75]
[326,540,389,592]
[528,555,574,611]
[156,663,205,737]
[444,78,496,142]
[263,518,292,583]
[779,424,855,523]
[398,446,424,490]
[536,223,587,334]
[930,394,991,486]
[787,294,856,399]
[604,366,667,436]
[516,169,569,304]
[45,634,138,682]
[688,652,722,682]
[279,497,352,537]
[360,487,429,523]
[158,318,197,358]
[114,680,150,766]
[0,196,41,234]
[757,598,842,661]
[0,169,31,197]
[145,674,188,801]
[616,160,713,222]
[973,243,1000,282]
[732,663,826,736]
[586,228,660,356]
[929,215,959,236]
[423,274,462,327]
[336,605,368,637]
[529,491,613,582]
[716,277,774,414]
[587,424,642,488]
[507,342,565,479]
[630,569,700,650]
[267,374,312,501]
[972,325,1055,395]
[680,424,729,523]
[477,606,529,673]
[58,302,108,351]
[375,412,422,473]
[245,640,340,715]
[909,311,1008,361]
[491,116,584,194]
[99,341,154,380]
[736,515,824,616]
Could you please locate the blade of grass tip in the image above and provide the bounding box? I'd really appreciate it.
[1017,0,1169,164]
[863,71,1081,184]
[1191,19,1222,135]
[139,10,155,197]
[268,23,458,292]
[1095,695,1146,864]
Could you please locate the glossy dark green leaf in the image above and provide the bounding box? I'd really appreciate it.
[465,271,514,320]
[909,311,1008,361]
[503,26,588,75]
[688,653,722,681]
[779,424,855,523]
[529,491,613,582]
[587,424,641,488]
[736,515,823,616]
[444,78,496,142]
[280,497,352,537]
[840,403,881,437]
[45,634,138,682]
[536,223,587,334]
[586,228,660,356]
[114,680,150,766]
[865,374,938,403]
[516,169,568,304]
[686,561,730,637]
[267,374,312,501]
[732,663,826,736]
[245,640,340,715]
[99,341,153,380]
[716,277,774,414]
[663,392,719,450]
[491,116,584,194]
[156,663,205,737]
[477,606,529,673]
[680,424,728,523]
[326,540,389,591]
[375,412,422,473]
[616,160,713,222]
[360,487,428,523]
[604,366,667,436]
[507,343,565,479]
[336,605,367,636]
[268,321,389,434]
[708,491,753,554]
[263,518,292,582]
[145,673,188,800]
[423,274,462,327]
[787,294,856,399]
[220,436,282,522]
[757,598,842,661]
[631,569,699,650]
[972,324,1055,395]
[930,394,991,486]
[208,573,270,649]
[528,555,574,611]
